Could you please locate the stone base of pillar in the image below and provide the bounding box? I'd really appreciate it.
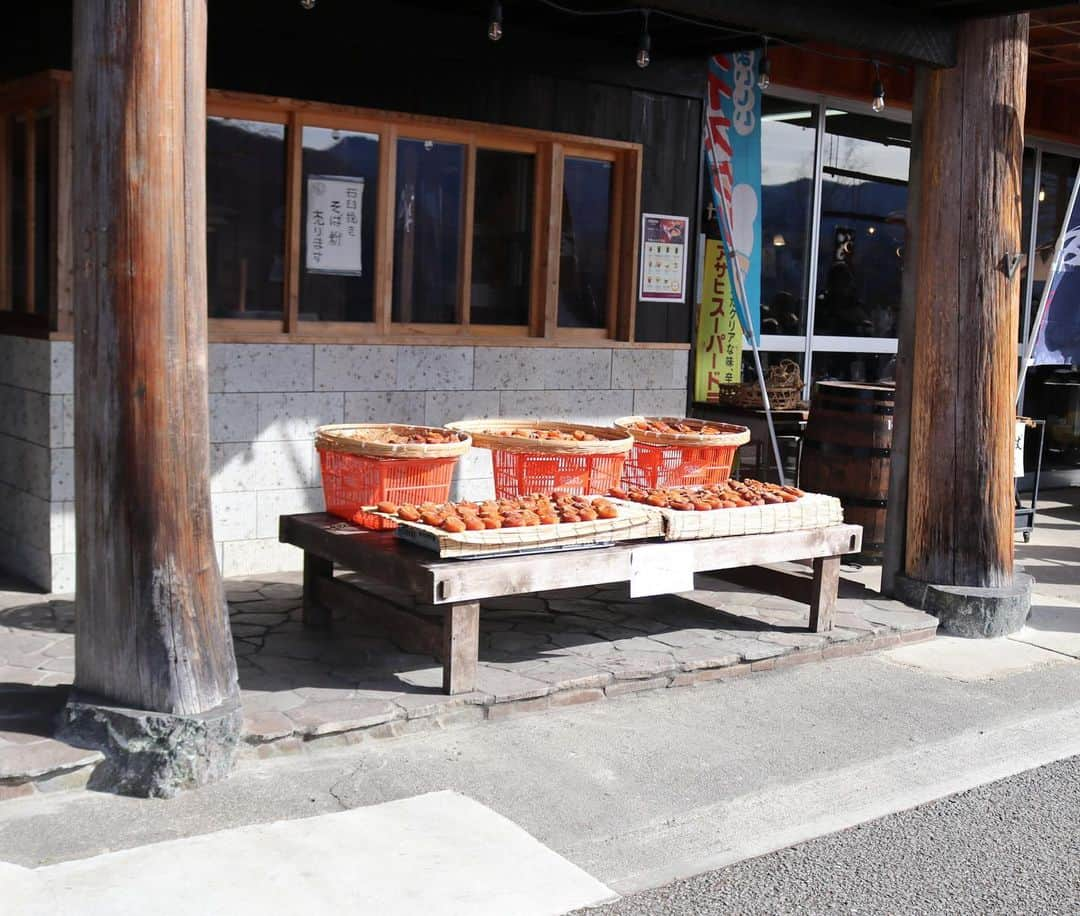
[894,572,1033,638]
[58,692,242,798]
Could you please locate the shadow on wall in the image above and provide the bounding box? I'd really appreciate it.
[0,338,689,590]
[203,342,689,579]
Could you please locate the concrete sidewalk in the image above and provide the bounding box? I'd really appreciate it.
[1,649,1078,893]
[0,492,1078,912]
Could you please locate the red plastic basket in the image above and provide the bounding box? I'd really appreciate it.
[491,450,627,499]
[318,449,460,530]
[621,442,738,490]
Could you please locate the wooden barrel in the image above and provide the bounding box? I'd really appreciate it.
[799,381,895,558]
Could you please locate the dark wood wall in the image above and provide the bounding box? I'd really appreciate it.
[7,0,712,343]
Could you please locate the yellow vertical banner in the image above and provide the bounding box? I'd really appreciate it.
[694,239,743,402]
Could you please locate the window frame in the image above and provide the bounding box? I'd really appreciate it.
[203,87,643,345]
[0,72,645,345]
[0,71,68,337]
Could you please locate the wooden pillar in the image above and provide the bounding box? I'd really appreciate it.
[905,15,1028,591]
[68,0,239,792]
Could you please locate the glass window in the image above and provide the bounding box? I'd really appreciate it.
[811,350,895,386]
[559,156,612,328]
[301,126,379,322]
[760,98,819,335]
[736,350,805,385]
[393,138,464,324]
[33,112,51,316]
[471,149,534,326]
[814,111,910,338]
[206,117,285,320]
[7,114,27,311]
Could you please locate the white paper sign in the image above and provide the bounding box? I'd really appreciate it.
[306,175,364,276]
[1015,419,1027,478]
[629,543,696,598]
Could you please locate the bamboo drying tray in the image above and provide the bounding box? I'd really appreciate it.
[446,419,633,455]
[314,424,471,459]
[614,416,751,449]
[365,501,663,558]
[611,492,843,541]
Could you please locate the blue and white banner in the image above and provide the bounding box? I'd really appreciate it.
[1030,169,1080,365]
[704,51,762,342]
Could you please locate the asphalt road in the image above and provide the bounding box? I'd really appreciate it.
[580,755,1080,916]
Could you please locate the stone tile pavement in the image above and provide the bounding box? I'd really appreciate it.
[0,567,937,801]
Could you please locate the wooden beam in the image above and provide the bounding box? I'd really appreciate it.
[283,111,302,332]
[72,0,239,715]
[0,114,9,311]
[541,142,564,337]
[52,80,74,334]
[23,109,35,313]
[457,143,476,330]
[374,124,397,335]
[881,68,926,597]
[905,15,1028,589]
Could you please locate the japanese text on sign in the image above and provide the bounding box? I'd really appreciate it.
[694,238,743,402]
[306,175,365,276]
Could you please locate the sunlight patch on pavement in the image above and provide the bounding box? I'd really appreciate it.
[883,634,1073,681]
[1011,594,1080,660]
[3,790,616,916]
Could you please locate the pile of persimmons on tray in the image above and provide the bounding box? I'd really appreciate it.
[375,492,619,532]
[609,479,804,510]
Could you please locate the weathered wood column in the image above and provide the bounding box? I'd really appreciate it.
[899,14,1032,636]
[63,0,241,796]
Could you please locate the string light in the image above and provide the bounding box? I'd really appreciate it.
[488,1,503,41]
[758,38,772,90]
[636,11,651,69]
[872,61,886,113]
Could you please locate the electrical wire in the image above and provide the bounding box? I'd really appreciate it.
[530,0,911,76]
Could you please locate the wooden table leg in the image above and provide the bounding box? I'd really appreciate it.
[302,552,333,630]
[442,601,480,695]
[808,555,840,633]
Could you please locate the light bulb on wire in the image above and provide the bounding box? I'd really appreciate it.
[636,11,651,69]
[488,1,503,41]
[871,62,886,113]
[758,39,771,90]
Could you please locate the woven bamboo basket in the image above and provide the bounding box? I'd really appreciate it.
[446,419,633,454]
[715,359,804,411]
[314,423,471,459]
[366,501,663,558]
[610,492,844,541]
[315,424,472,529]
[613,416,750,449]
[614,416,751,488]
[447,419,633,498]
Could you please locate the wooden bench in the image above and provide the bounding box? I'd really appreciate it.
[279,514,863,695]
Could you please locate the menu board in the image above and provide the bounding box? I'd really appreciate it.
[639,214,689,303]
[306,175,365,276]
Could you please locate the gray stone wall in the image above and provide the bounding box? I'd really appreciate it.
[0,338,689,591]
[0,337,74,592]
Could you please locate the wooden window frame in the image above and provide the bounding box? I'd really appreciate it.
[0,71,67,337]
[1,73,650,347]
[201,88,644,345]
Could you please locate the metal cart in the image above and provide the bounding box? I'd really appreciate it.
[1016,418,1045,543]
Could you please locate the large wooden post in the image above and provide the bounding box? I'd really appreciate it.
[65,0,240,796]
[901,14,1032,636]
